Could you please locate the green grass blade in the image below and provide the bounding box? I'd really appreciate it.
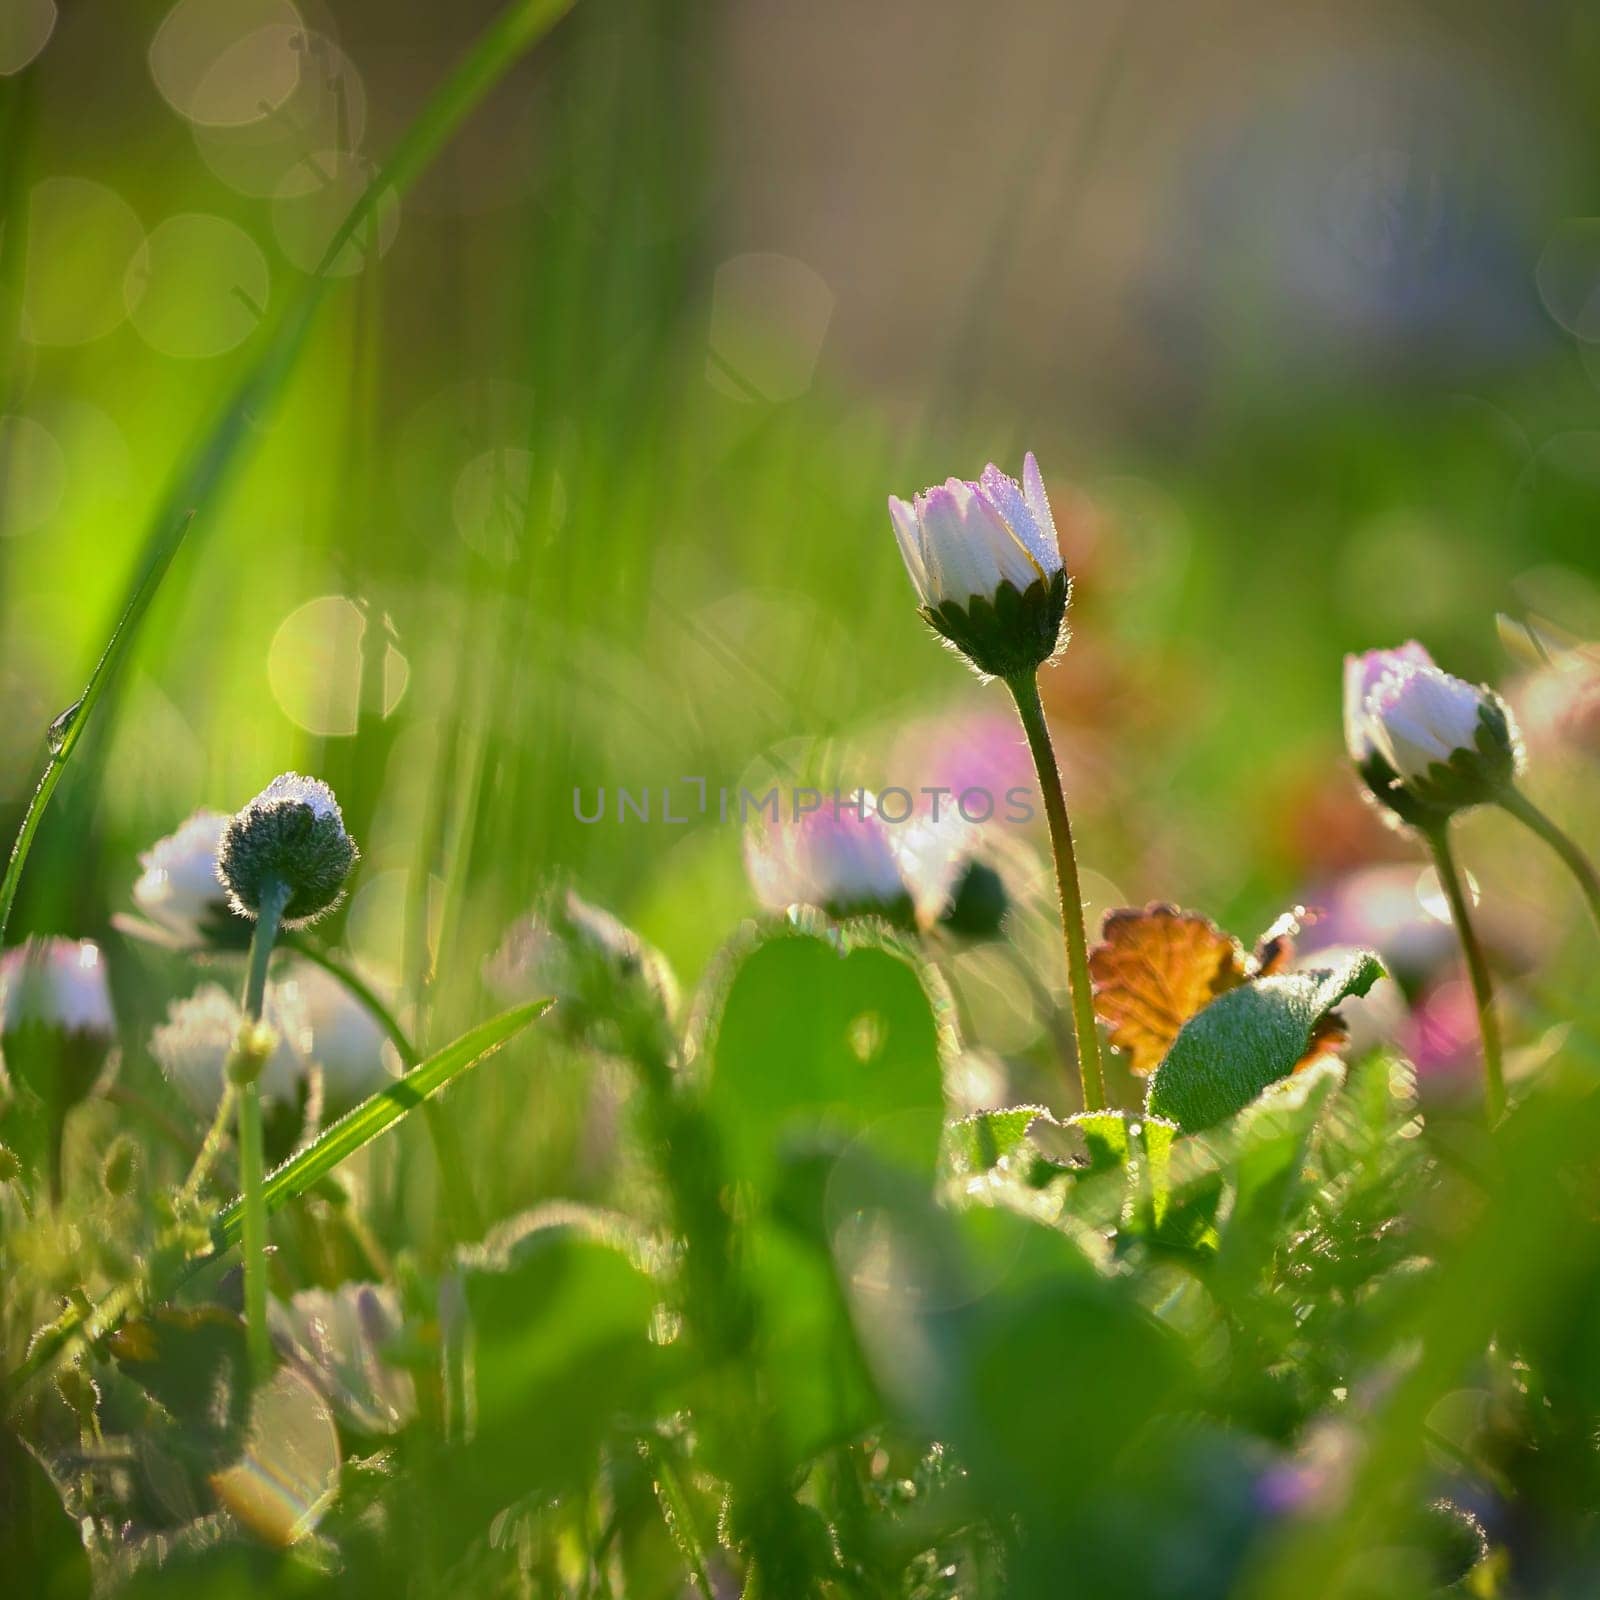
[0,0,576,948]
[213,999,551,1250]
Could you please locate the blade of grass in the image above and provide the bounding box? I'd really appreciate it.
[211,998,550,1251]
[5,998,550,1408]
[0,0,577,949]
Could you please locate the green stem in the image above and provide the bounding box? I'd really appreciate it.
[284,934,482,1242]
[1006,673,1106,1111]
[1424,825,1504,1123]
[238,879,288,1382]
[1498,787,1600,938]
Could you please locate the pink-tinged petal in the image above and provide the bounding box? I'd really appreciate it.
[916,482,1004,605]
[1021,452,1063,571]
[888,494,929,603]
[1343,654,1377,760]
[965,479,1045,588]
[977,461,1053,574]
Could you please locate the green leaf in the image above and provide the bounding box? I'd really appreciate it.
[1064,1109,1131,1173]
[1216,1057,1346,1284]
[214,1001,550,1250]
[699,922,950,1194]
[945,1105,1052,1177]
[1138,1115,1179,1230]
[1145,952,1384,1133]
[456,1213,664,1503]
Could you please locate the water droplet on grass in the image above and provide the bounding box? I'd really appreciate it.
[46,699,82,756]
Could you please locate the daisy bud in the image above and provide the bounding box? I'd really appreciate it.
[889,451,1068,679]
[893,812,1009,940]
[1346,646,1520,821]
[122,808,249,951]
[485,888,678,1052]
[1,938,117,1192]
[217,773,358,928]
[743,796,915,926]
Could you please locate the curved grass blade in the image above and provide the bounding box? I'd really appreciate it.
[5,1000,549,1408]
[212,998,549,1251]
[0,0,577,948]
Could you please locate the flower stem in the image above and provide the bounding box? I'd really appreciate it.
[238,877,288,1383]
[1497,787,1600,938]
[1423,825,1504,1123]
[1006,672,1106,1111]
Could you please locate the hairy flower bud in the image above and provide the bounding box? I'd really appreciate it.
[1344,643,1520,823]
[889,452,1069,679]
[744,797,915,926]
[0,938,117,1193]
[217,773,358,927]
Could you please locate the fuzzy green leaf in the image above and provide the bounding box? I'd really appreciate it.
[1145,953,1383,1133]
[946,1105,1051,1177]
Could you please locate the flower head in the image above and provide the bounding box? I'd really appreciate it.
[150,981,309,1117]
[744,797,914,925]
[122,809,248,951]
[276,960,397,1115]
[1344,644,1520,823]
[217,773,359,928]
[0,939,117,1121]
[1342,642,1433,766]
[1,938,114,1040]
[889,452,1069,678]
[892,811,1011,940]
[271,1282,416,1436]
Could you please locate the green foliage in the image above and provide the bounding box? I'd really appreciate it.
[701,921,950,1194]
[1146,952,1384,1132]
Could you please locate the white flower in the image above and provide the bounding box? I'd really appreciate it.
[890,453,1062,609]
[270,1282,416,1435]
[123,809,240,949]
[275,960,397,1113]
[1343,642,1432,764]
[1367,663,1496,784]
[0,938,115,1040]
[744,796,913,923]
[888,454,1069,678]
[151,981,309,1116]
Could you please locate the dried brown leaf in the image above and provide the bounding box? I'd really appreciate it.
[1088,904,1251,1076]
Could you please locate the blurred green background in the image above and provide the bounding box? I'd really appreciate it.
[5,0,1600,1158]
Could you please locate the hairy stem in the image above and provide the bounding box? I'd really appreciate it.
[1498,787,1600,938]
[238,878,288,1382]
[1006,673,1106,1110]
[1424,825,1504,1123]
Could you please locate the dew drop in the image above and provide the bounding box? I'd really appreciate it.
[46,698,82,756]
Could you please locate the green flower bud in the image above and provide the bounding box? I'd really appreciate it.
[217,773,358,927]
